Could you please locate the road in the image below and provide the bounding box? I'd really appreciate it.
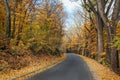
[27,53,92,80]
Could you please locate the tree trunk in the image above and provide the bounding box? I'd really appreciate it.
[106,25,119,72]
[111,47,118,72]
[4,0,11,46]
[110,27,118,72]
[11,1,18,38]
[16,24,22,46]
[96,0,120,73]
[16,4,22,46]
[105,27,111,64]
[96,14,104,60]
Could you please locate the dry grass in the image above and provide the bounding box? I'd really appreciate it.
[79,55,120,80]
[0,53,66,80]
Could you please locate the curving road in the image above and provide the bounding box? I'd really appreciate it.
[27,53,92,80]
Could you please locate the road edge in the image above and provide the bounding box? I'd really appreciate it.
[77,54,101,80]
[11,54,67,80]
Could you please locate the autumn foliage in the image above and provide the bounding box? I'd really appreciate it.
[0,0,65,71]
[64,0,120,74]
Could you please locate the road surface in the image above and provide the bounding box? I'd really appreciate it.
[27,53,92,80]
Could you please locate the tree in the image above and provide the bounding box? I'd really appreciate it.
[4,0,11,46]
[96,0,120,72]
[82,0,104,60]
[11,0,18,38]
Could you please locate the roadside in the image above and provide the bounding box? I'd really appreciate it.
[26,53,92,80]
[0,53,66,80]
[79,55,120,80]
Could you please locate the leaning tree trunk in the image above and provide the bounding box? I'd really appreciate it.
[4,0,11,46]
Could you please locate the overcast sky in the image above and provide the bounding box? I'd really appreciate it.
[61,0,82,30]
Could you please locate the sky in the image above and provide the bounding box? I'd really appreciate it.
[61,0,82,30]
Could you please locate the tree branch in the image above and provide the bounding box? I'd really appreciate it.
[96,0,109,27]
[105,0,113,16]
[111,0,120,26]
[87,0,97,15]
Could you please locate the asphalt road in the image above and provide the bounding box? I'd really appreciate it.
[27,53,92,80]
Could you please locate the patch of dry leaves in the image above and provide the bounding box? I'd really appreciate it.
[0,53,66,80]
[79,55,120,80]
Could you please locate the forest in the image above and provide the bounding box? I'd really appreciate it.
[64,0,120,74]
[0,0,120,80]
[0,0,65,74]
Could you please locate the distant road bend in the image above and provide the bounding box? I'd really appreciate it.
[27,53,92,80]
